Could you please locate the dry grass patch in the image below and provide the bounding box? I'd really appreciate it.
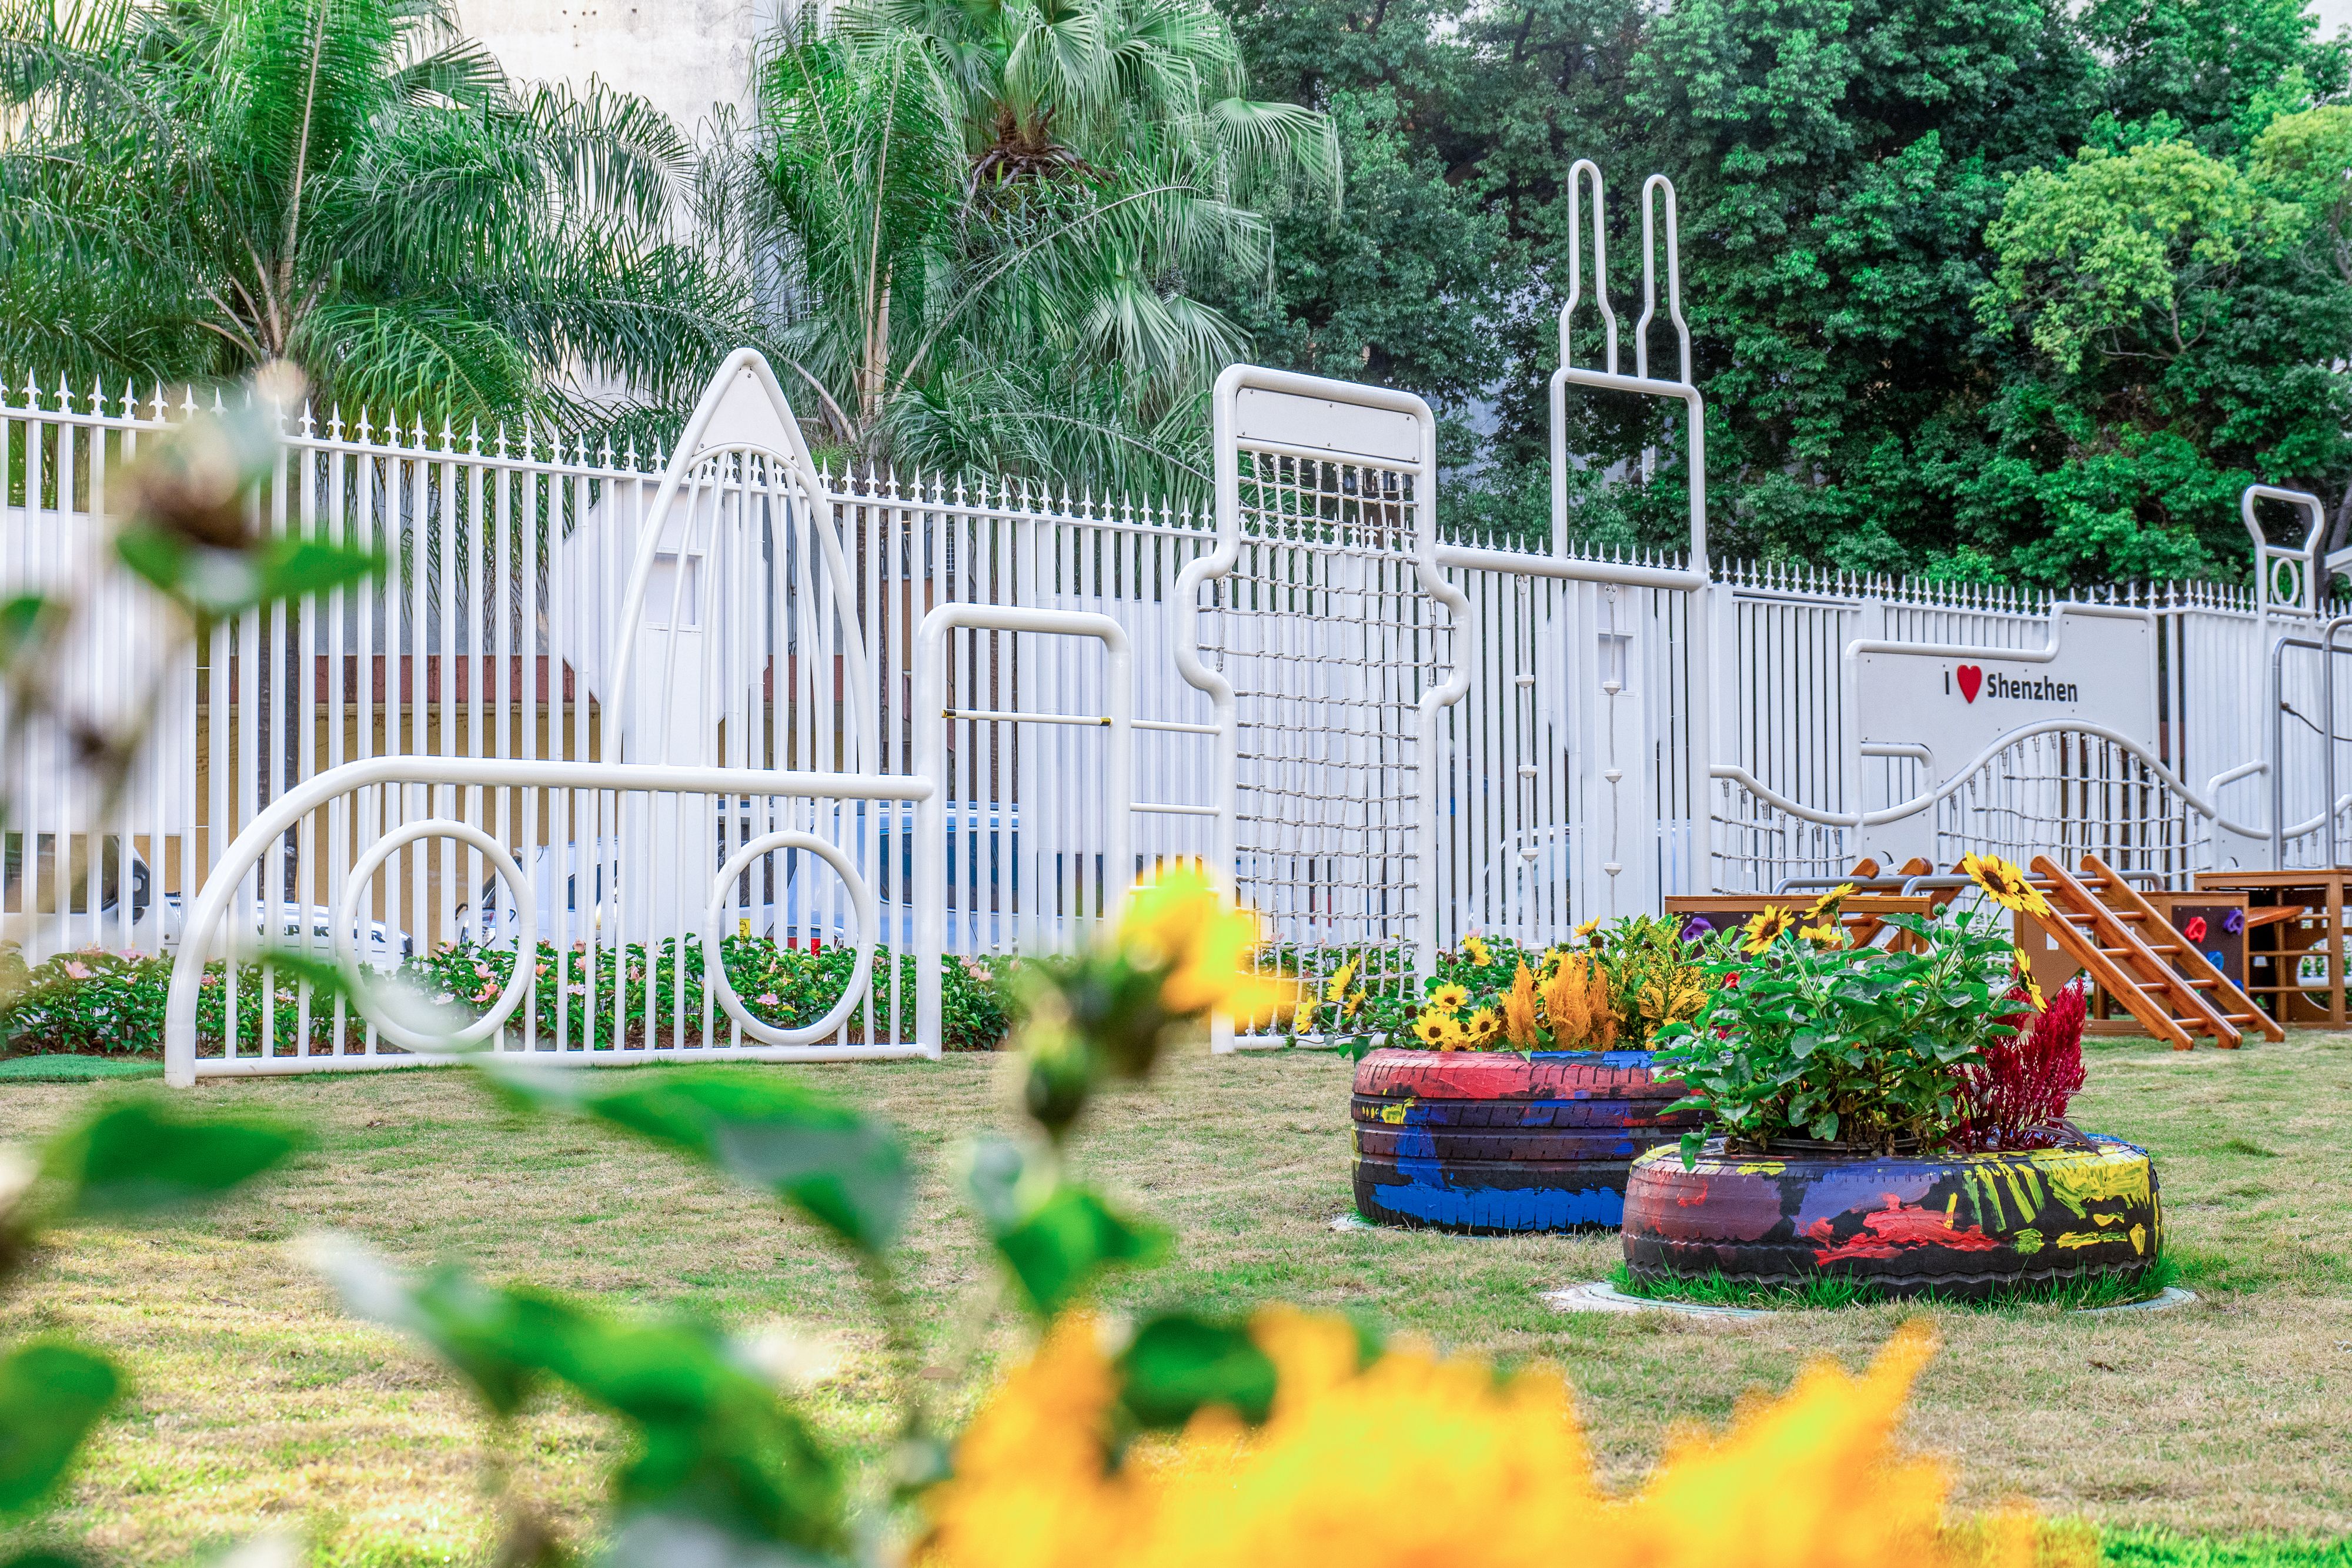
[2,1031,2348,1563]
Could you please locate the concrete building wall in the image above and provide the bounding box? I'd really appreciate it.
[455,0,766,137]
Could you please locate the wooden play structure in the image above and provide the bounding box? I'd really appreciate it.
[1720,853,2296,1051]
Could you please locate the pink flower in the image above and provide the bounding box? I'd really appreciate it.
[534,963,550,977]
[61,960,91,980]
[758,992,779,1007]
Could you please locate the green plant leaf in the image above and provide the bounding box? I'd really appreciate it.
[255,537,384,603]
[485,1065,908,1253]
[0,1342,119,1514]
[315,1241,847,1553]
[42,1098,302,1218]
[965,1137,1164,1318]
[312,1237,546,1416]
[1115,1312,1277,1429]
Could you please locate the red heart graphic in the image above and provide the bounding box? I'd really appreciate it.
[1956,665,1983,703]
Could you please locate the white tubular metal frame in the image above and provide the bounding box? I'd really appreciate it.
[1184,363,1459,1018]
[912,603,1136,1049]
[161,754,932,1085]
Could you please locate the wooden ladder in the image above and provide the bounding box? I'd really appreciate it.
[2076,854,2282,1044]
[2027,855,2241,1050]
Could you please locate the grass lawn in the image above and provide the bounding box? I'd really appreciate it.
[3,1032,2348,1565]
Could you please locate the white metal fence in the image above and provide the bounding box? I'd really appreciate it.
[5,347,2348,1073]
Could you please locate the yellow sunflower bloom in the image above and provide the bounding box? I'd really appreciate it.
[1573,917,1603,943]
[1800,920,1847,949]
[1411,1011,1448,1045]
[1959,852,2053,918]
[1431,982,1469,1012]
[920,1312,1968,1568]
[2013,948,2047,1011]
[1742,905,1799,954]
[1462,934,1494,967]
[1323,957,1361,1005]
[1804,882,1857,919]
[1115,865,1299,1023]
[1464,1007,1501,1045]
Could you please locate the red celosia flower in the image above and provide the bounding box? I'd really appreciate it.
[1959,978,2087,1150]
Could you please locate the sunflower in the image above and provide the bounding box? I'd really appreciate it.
[1434,1015,1469,1050]
[1323,957,1360,1005]
[1464,1007,1501,1044]
[2013,947,2047,1011]
[1959,852,2053,917]
[1462,934,1494,967]
[1799,920,1847,949]
[1742,905,1799,954]
[1804,882,1856,920]
[1431,982,1469,1011]
[1573,917,1603,944]
[1411,1011,1448,1045]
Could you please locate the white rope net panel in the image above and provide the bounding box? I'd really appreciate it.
[1207,444,1451,1012]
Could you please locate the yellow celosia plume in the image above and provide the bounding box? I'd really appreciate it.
[920,1312,2014,1568]
[1502,960,1541,1048]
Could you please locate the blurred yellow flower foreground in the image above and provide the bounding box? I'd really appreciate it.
[923,1313,2050,1568]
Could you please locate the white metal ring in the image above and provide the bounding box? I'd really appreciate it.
[337,818,536,1052]
[705,830,876,1047]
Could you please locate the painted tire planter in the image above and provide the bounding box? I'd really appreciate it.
[1622,1135,2162,1300]
[1351,1047,1700,1232]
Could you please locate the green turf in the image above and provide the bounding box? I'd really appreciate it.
[0,1052,163,1082]
[1609,1253,2181,1313]
[2102,1529,2352,1567]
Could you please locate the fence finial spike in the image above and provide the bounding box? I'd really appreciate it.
[299,397,316,439]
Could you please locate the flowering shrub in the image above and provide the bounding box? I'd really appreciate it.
[1,946,365,1054]
[403,935,1012,1050]
[1375,917,1713,1053]
[0,936,1014,1055]
[1654,858,2050,1159]
[1959,977,2087,1150]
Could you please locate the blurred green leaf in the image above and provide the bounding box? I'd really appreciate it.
[256,537,383,603]
[316,1242,847,1556]
[313,1238,546,1416]
[1115,1312,1275,1429]
[0,1342,119,1514]
[0,594,53,668]
[42,1098,302,1218]
[2,1552,88,1568]
[115,529,379,621]
[966,1138,1164,1318]
[486,1066,908,1253]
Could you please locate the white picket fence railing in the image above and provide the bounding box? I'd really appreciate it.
[4,345,2348,1076]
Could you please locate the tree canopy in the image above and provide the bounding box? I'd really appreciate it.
[1218,0,2352,583]
[0,0,741,433]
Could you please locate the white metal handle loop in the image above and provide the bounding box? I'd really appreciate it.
[704,829,876,1048]
[336,818,536,1052]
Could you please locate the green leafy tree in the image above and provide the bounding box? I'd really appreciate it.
[709,0,1337,492]
[0,0,741,430]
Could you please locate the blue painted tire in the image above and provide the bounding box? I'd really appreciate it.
[1349,1047,1698,1233]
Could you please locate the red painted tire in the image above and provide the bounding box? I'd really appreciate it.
[1621,1135,2163,1299]
[1349,1047,1698,1233]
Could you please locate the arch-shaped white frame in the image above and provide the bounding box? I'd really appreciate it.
[605,347,878,773]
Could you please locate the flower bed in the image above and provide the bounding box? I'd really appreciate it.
[0,937,1013,1057]
[1343,919,1716,1232]
[1636,862,2164,1301]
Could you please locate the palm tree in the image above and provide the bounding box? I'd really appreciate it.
[705,0,1336,492]
[0,0,742,431]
